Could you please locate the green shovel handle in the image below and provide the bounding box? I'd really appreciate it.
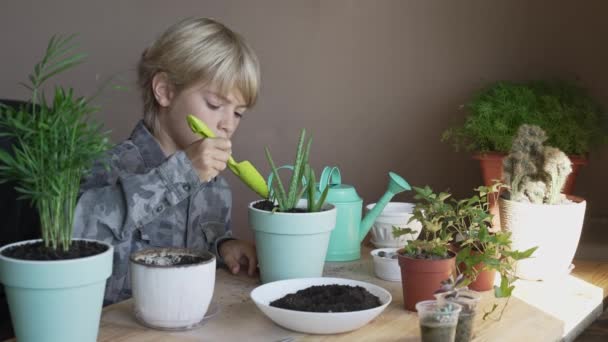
[187,115,236,165]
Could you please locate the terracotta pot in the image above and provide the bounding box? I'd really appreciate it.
[397,251,456,311]
[472,153,586,230]
[467,266,496,292]
[455,248,497,292]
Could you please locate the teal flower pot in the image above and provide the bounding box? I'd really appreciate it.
[0,239,113,342]
[249,200,337,283]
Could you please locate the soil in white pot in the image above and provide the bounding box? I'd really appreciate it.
[377,250,398,259]
[270,285,381,312]
[132,249,211,266]
[1,240,108,260]
[252,199,308,213]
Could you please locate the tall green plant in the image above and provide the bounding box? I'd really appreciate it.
[0,35,110,251]
[264,129,328,212]
[442,80,607,155]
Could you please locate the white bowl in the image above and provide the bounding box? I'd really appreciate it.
[250,277,392,334]
[366,202,422,248]
[371,248,401,282]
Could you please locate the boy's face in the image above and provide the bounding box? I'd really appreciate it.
[156,78,247,150]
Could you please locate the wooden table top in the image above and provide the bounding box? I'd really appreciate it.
[95,248,608,342]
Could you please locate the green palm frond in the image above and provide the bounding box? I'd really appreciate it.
[0,35,110,251]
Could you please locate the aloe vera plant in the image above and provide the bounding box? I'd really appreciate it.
[264,129,329,212]
[0,35,110,252]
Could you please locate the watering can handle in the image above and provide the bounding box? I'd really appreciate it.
[267,165,341,198]
[319,166,341,192]
[267,165,306,198]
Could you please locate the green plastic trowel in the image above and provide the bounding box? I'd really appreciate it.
[187,115,269,199]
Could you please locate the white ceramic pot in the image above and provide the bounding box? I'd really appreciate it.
[499,196,586,281]
[371,248,401,282]
[365,202,422,248]
[130,248,216,330]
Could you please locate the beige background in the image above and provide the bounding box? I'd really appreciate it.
[1,0,606,245]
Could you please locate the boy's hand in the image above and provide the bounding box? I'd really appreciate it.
[219,239,257,276]
[185,137,232,182]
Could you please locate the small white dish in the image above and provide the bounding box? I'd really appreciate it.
[371,248,401,282]
[250,277,391,334]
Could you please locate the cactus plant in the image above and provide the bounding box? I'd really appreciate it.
[502,124,572,204]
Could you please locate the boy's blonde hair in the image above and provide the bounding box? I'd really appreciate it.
[138,17,260,130]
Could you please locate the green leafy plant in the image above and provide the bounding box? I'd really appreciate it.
[441,80,607,155]
[265,129,329,212]
[432,184,536,320]
[0,35,110,252]
[503,124,573,204]
[393,186,453,259]
[450,185,536,286]
[395,184,538,319]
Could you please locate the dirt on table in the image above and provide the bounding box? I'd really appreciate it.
[270,284,382,312]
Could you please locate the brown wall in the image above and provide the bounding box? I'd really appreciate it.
[1,0,606,242]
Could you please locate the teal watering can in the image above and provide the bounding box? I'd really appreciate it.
[318,167,411,261]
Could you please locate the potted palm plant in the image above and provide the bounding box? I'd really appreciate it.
[0,35,112,342]
[248,129,337,283]
[499,124,586,281]
[442,80,606,228]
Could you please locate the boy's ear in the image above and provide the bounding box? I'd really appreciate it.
[152,72,174,107]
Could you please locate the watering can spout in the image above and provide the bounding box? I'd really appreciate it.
[358,172,411,243]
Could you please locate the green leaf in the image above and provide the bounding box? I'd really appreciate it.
[306,164,314,212]
[392,226,417,238]
[503,246,538,260]
[494,274,514,298]
[286,129,307,209]
[39,54,86,84]
[313,179,330,212]
[265,147,287,210]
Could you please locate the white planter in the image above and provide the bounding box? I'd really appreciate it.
[365,202,422,248]
[499,196,586,281]
[370,248,401,282]
[130,248,216,330]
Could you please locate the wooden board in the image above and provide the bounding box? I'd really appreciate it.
[94,248,608,342]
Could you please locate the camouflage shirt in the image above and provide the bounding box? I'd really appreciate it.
[73,121,233,304]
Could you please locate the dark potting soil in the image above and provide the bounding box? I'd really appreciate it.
[252,200,308,213]
[401,251,455,260]
[145,254,208,266]
[270,285,382,312]
[170,255,206,265]
[1,240,108,261]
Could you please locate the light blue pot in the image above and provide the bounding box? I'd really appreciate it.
[249,200,337,284]
[0,239,113,342]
